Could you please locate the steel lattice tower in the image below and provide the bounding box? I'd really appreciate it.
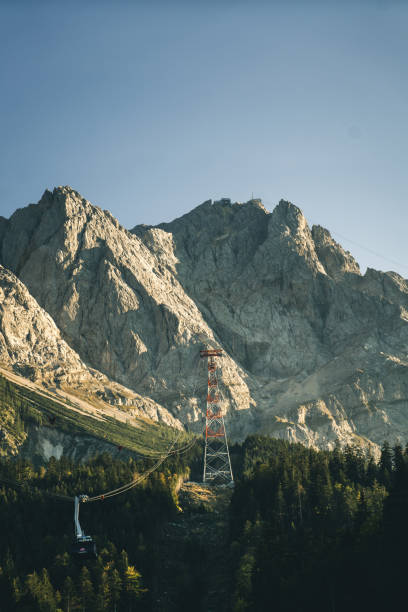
[200,348,233,484]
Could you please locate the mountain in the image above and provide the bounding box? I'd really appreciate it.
[2,186,408,454]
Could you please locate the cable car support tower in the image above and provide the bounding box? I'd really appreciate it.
[200,348,233,484]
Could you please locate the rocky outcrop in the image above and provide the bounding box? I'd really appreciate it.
[0,265,89,383]
[2,188,408,453]
[311,225,360,279]
[0,265,180,427]
[19,424,133,465]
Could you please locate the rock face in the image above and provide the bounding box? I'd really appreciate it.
[0,265,179,427]
[0,264,89,384]
[2,186,408,452]
[19,424,133,466]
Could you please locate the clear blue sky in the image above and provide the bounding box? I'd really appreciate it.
[1,1,407,276]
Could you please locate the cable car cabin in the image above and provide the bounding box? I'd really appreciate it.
[72,495,96,559]
[71,536,97,560]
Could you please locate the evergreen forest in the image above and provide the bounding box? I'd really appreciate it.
[0,435,407,611]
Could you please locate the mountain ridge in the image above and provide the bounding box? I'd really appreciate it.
[1,186,408,455]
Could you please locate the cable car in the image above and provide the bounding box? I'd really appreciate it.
[72,495,97,560]
[71,536,97,559]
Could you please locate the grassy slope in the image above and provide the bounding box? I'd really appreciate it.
[0,372,194,457]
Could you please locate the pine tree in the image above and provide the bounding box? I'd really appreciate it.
[12,576,23,605]
[275,483,285,528]
[232,551,255,612]
[393,445,407,483]
[125,565,146,609]
[61,576,76,612]
[25,570,41,604]
[379,441,393,486]
[23,569,56,612]
[109,569,122,612]
[366,456,378,485]
[118,549,129,579]
[79,566,94,612]
[95,570,110,611]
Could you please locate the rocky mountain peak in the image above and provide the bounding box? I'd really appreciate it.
[40,185,80,201]
[271,199,307,230]
[265,200,326,277]
[43,185,98,218]
[36,186,122,232]
[34,186,87,218]
[245,198,269,213]
[311,225,360,278]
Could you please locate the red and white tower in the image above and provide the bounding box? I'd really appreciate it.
[200,348,233,484]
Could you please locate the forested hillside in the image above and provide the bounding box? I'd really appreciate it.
[0,447,202,611]
[1,438,407,610]
[229,437,407,611]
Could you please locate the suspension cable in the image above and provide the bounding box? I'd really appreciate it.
[0,350,207,503]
